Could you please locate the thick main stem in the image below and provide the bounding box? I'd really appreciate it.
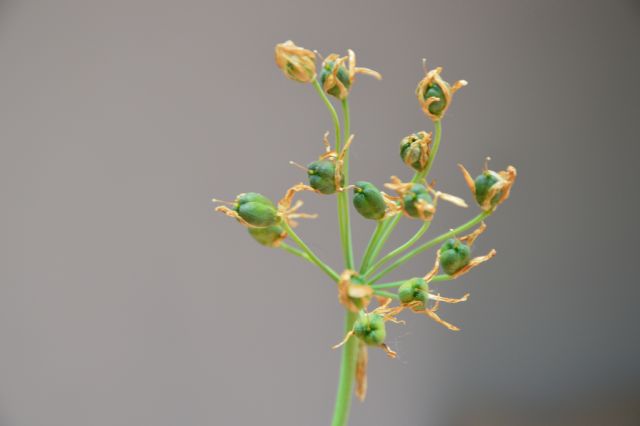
[331,310,358,426]
[339,99,354,269]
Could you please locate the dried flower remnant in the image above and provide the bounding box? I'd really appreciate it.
[274,40,317,83]
[320,50,382,99]
[416,60,467,121]
[459,158,517,211]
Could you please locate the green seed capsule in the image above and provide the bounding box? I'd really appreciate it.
[236,192,273,206]
[400,132,431,172]
[307,159,343,194]
[422,82,447,116]
[353,312,387,346]
[234,193,280,228]
[248,224,286,247]
[398,277,429,307]
[439,238,471,275]
[401,184,433,219]
[474,171,503,209]
[320,60,351,99]
[353,181,386,220]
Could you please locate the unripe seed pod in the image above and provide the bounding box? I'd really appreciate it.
[320,59,351,99]
[439,238,472,276]
[236,192,273,206]
[420,82,447,116]
[354,312,387,346]
[353,181,386,220]
[248,224,287,247]
[398,277,429,307]
[400,131,432,172]
[401,184,434,219]
[474,171,503,209]
[234,193,280,228]
[307,159,343,194]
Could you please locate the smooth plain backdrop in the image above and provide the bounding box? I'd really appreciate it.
[1,1,639,425]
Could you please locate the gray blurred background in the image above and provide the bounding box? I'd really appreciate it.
[1,1,639,425]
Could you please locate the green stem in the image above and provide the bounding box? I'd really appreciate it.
[281,221,340,282]
[369,211,490,284]
[373,290,399,300]
[339,98,354,269]
[331,310,358,426]
[370,274,453,290]
[279,242,311,262]
[331,98,357,426]
[312,80,341,150]
[371,280,409,289]
[365,220,432,277]
[359,220,385,274]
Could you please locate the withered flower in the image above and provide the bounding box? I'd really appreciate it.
[320,49,382,99]
[274,40,317,83]
[416,60,467,121]
[459,159,517,211]
[400,131,432,172]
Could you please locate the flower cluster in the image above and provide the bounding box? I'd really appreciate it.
[212,40,517,423]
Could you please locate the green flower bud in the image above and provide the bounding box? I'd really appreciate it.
[354,311,387,346]
[235,192,280,227]
[353,181,386,220]
[248,224,287,247]
[400,131,432,172]
[307,159,343,195]
[401,184,434,220]
[439,238,471,276]
[398,277,429,307]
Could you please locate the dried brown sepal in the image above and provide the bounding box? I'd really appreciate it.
[379,343,398,359]
[429,293,470,304]
[332,330,355,350]
[449,249,497,279]
[416,62,467,121]
[423,252,441,282]
[214,205,253,228]
[381,192,403,218]
[355,341,368,401]
[334,135,354,191]
[338,270,373,312]
[274,40,317,83]
[277,183,317,226]
[460,221,487,247]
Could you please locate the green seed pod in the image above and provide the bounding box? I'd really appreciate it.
[401,184,434,219]
[353,311,387,346]
[307,159,343,194]
[398,277,429,307]
[236,192,273,206]
[420,82,447,116]
[234,192,280,227]
[439,238,471,276]
[248,224,286,247]
[320,59,351,99]
[474,171,503,209]
[400,131,432,172]
[353,181,386,220]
